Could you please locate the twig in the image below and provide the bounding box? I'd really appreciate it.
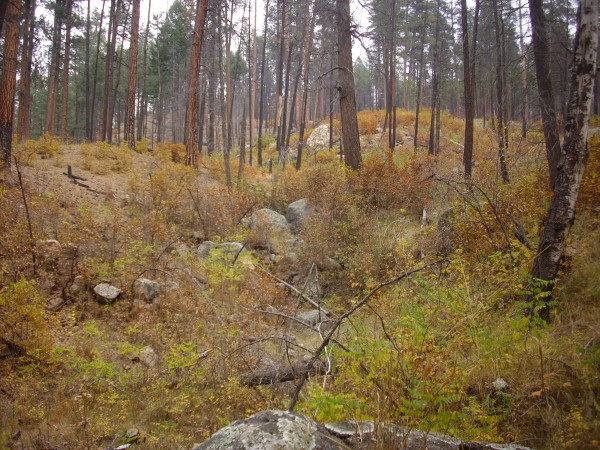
[288,257,449,411]
[14,157,36,275]
[257,265,330,315]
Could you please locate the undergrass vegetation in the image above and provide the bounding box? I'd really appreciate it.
[1,113,598,448]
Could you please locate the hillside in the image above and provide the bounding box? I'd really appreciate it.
[1,113,599,449]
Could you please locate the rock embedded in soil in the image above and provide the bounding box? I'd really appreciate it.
[93,283,121,303]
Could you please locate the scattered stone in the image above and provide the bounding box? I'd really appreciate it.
[286,198,310,232]
[492,377,509,391]
[93,283,121,303]
[192,410,348,450]
[139,346,157,368]
[133,278,161,303]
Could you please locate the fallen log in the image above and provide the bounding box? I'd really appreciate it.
[240,360,328,387]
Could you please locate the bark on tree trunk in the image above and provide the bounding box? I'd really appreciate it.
[492,0,510,183]
[257,0,270,167]
[529,0,562,189]
[460,0,474,183]
[0,0,20,168]
[45,0,64,136]
[60,0,74,141]
[336,0,361,170]
[17,0,36,143]
[296,0,314,171]
[531,0,598,311]
[126,0,140,149]
[185,0,209,167]
[90,0,106,141]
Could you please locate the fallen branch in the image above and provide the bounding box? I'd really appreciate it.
[288,257,449,411]
[241,360,328,387]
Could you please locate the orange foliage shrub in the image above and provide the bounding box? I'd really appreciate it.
[579,135,600,211]
[155,142,186,163]
[357,110,384,135]
[352,150,434,213]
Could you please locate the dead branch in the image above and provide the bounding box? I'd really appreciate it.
[288,257,449,411]
[257,265,330,315]
[241,360,328,387]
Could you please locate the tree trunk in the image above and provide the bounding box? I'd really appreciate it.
[184,0,209,167]
[296,0,314,170]
[85,0,91,140]
[60,0,74,141]
[45,0,64,136]
[108,21,126,144]
[413,3,428,152]
[90,0,106,141]
[531,0,598,310]
[460,0,474,183]
[257,0,270,166]
[126,0,141,149]
[429,0,440,156]
[137,0,151,142]
[518,1,528,138]
[17,0,36,143]
[100,0,120,142]
[336,0,361,170]
[492,0,510,183]
[529,0,562,189]
[0,0,20,168]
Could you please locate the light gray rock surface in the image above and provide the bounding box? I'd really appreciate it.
[192,410,349,450]
[93,283,121,302]
[286,198,310,232]
[249,208,293,253]
[133,278,161,303]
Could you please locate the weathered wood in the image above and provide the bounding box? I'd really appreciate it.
[241,360,328,386]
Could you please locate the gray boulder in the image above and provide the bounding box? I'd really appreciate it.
[93,283,121,303]
[286,198,310,232]
[192,410,348,450]
[249,208,293,253]
[325,420,532,450]
[133,278,161,303]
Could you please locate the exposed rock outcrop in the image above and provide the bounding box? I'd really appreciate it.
[192,411,533,450]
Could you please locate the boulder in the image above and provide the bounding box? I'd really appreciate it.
[307,124,336,150]
[192,410,348,450]
[325,420,533,450]
[69,275,86,295]
[249,208,293,253]
[133,278,161,303]
[192,411,533,450]
[93,283,121,303]
[286,198,310,232]
[317,256,342,272]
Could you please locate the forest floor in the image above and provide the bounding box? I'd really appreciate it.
[1,112,599,449]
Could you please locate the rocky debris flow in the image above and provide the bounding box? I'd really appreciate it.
[249,208,293,254]
[192,410,348,450]
[93,283,121,303]
[192,410,533,450]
